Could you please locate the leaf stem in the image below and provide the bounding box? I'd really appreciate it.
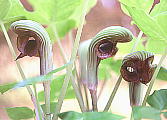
[131,31,143,52]
[130,109,134,120]
[51,25,85,112]
[142,48,167,106]
[0,22,44,120]
[83,85,90,110]
[103,76,122,111]
[33,85,45,120]
[69,31,74,49]
[51,25,68,62]
[52,0,89,119]
[43,82,51,120]
[71,74,86,111]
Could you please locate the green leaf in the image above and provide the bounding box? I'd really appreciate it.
[0,82,17,94]
[69,0,97,26]
[38,74,75,102]
[47,20,76,42]
[6,107,34,120]
[132,106,161,120]
[124,5,166,40]
[14,63,69,89]
[4,0,29,21]
[117,37,146,54]
[99,58,122,76]
[25,0,96,42]
[98,59,112,80]
[41,102,57,114]
[59,111,125,120]
[98,65,111,80]
[147,89,167,110]
[122,5,167,53]
[163,112,167,118]
[118,36,165,54]
[157,67,167,81]
[145,37,166,53]
[25,0,87,39]
[119,0,154,16]
[108,59,122,74]
[154,12,167,37]
[83,112,125,120]
[150,0,167,17]
[27,0,81,23]
[0,0,11,21]
[59,111,82,120]
[0,0,29,31]
[119,1,167,53]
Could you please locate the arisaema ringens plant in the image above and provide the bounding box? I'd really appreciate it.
[78,26,133,111]
[11,20,53,120]
[120,51,156,106]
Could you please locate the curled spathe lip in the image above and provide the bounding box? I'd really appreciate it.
[16,35,40,60]
[11,20,51,60]
[120,51,156,84]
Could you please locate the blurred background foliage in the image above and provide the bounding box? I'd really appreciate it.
[0,0,166,119]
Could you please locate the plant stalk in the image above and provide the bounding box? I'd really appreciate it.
[83,85,90,111]
[51,25,68,62]
[52,25,85,112]
[40,45,53,120]
[131,31,143,52]
[90,90,98,111]
[103,76,122,111]
[70,74,86,111]
[52,0,89,119]
[33,85,45,120]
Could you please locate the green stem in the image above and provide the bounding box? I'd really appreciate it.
[83,85,90,111]
[70,75,86,111]
[90,90,98,111]
[51,25,68,62]
[33,85,45,120]
[142,48,167,106]
[52,0,89,119]
[69,31,74,49]
[43,82,51,120]
[52,25,85,112]
[130,109,134,120]
[104,31,143,112]
[0,22,44,120]
[74,67,83,98]
[131,31,143,52]
[103,76,122,111]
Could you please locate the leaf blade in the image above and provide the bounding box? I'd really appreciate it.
[132,106,161,120]
[147,89,167,110]
[0,0,11,21]
[14,63,69,89]
[6,107,34,120]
